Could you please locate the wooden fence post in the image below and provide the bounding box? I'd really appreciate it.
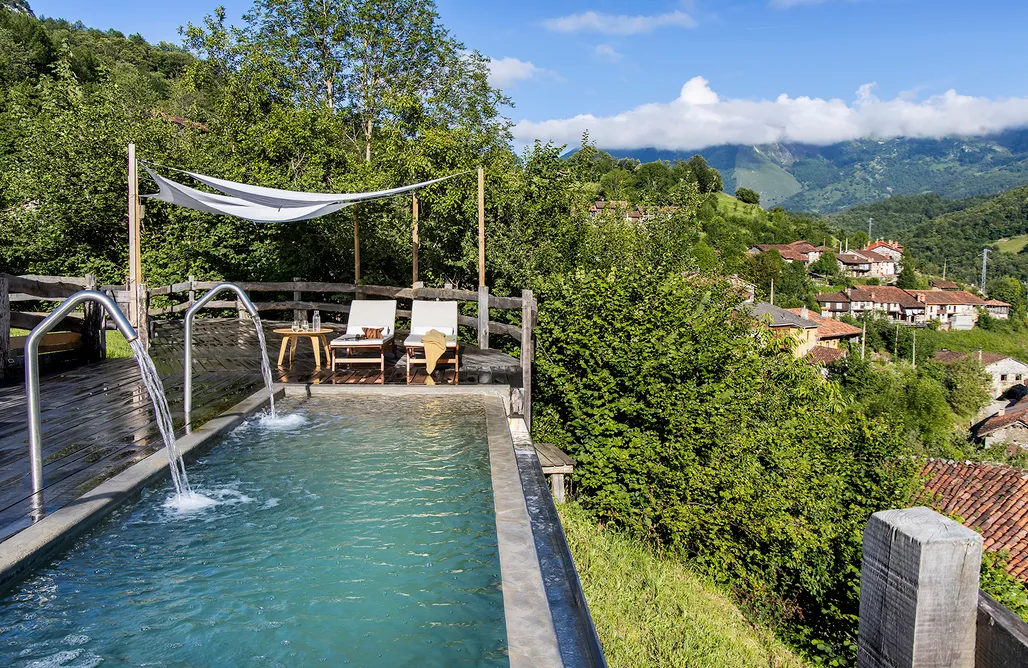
[82,274,105,362]
[478,285,490,350]
[187,274,195,307]
[478,166,485,287]
[412,193,419,288]
[0,276,8,381]
[521,289,534,430]
[137,283,149,349]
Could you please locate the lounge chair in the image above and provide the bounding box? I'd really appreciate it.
[405,300,459,384]
[329,300,397,378]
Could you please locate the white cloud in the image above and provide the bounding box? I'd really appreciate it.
[512,76,1028,150]
[487,57,557,88]
[594,44,622,62]
[543,10,697,35]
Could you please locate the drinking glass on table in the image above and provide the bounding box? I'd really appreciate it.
[291,320,299,332]
[301,319,310,332]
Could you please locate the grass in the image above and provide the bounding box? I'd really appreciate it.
[994,234,1028,254]
[925,327,1028,362]
[557,503,806,668]
[714,192,764,220]
[9,328,133,359]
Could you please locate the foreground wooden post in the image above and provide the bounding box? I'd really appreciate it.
[412,193,419,288]
[478,166,485,287]
[292,277,303,325]
[353,207,361,285]
[0,276,8,381]
[127,142,141,328]
[82,274,106,362]
[521,289,534,430]
[187,274,196,307]
[478,285,490,350]
[858,506,982,668]
[136,283,149,349]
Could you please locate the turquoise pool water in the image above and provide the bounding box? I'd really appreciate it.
[0,395,507,667]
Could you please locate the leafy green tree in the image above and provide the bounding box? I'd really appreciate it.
[741,249,784,301]
[735,187,760,205]
[987,275,1027,319]
[896,258,928,289]
[809,250,839,277]
[599,168,633,200]
[944,357,991,419]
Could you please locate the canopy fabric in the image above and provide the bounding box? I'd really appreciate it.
[141,166,467,223]
[143,167,354,223]
[186,170,465,208]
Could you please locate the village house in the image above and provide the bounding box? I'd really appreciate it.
[739,302,819,357]
[816,286,925,323]
[746,240,831,266]
[985,299,1012,319]
[930,279,961,291]
[920,459,1028,579]
[865,239,904,263]
[974,401,1028,447]
[934,349,1028,397]
[907,290,986,330]
[786,308,862,365]
[836,249,897,278]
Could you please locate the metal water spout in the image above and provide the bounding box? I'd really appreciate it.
[26,290,139,504]
[183,282,260,422]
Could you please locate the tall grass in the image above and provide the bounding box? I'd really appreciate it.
[558,503,806,668]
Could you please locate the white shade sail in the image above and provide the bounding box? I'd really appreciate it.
[142,166,468,223]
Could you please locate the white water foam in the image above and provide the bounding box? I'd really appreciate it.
[258,413,307,430]
[162,488,255,515]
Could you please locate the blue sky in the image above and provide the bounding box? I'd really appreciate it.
[28,0,1028,150]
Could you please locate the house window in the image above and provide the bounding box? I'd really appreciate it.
[1001,375,1009,381]
[1017,374,1023,381]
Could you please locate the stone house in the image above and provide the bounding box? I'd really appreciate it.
[907,291,986,330]
[934,349,1028,397]
[865,239,904,263]
[786,308,862,349]
[746,240,830,266]
[836,249,897,278]
[985,299,1011,319]
[740,302,819,357]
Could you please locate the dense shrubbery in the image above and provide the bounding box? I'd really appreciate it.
[533,265,920,661]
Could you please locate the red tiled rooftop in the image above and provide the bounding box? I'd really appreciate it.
[786,308,862,339]
[805,345,847,365]
[908,290,986,306]
[921,459,1028,579]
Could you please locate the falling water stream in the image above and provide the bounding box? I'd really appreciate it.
[129,338,192,497]
[251,316,277,419]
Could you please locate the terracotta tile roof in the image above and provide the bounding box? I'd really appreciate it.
[920,459,1028,579]
[933,349,1016,367]
[742,302,818,329]
[816,291,850,304]
[931,280,960,290]
[749,241,821,263]
[867,239,904,253]
[805,345,847,365]
[786,308,862,339]
[847,286,924,309]
[986,299,1012,307]
[908,290,986,306]
[837,252,869,265]
[858,249,893,263]
[976,410,1028,437]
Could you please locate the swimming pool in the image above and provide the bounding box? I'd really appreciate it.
[0,394,511,666]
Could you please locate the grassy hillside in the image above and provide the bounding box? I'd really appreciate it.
[995,234,1028,254]
[714,192,763,220]
[559,503,806,668]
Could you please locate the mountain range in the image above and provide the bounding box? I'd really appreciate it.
[595,129,1028,213]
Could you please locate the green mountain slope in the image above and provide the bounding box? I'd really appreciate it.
[827,186,1028,285]
[1,0,33,15]
[596,129,1028,212]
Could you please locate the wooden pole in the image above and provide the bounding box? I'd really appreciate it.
[353,207,361,285]
[0,276,8,382]
[478,285,490,350]
[412,193,419,288]
[478,166,485,287]
[521,289,534,430]
[292,277,303,325]
[127,142,141,328]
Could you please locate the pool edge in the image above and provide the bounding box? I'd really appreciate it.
[0,386,277,595]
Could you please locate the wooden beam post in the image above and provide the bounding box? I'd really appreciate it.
[127,142,141,328]
[478,285,490,350]
[187,274,196,307]
[478,166,485,287]
[136,283,149,349]
[0,275,8,382]
[353,206,361,285]
[412,193,419,288]
[521,289,534,430]
[292,277,303,325]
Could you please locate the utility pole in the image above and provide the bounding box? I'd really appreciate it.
[980,248,991,293]
[943,259,947,280]
[894,324,899,359]
[861,319,866,360]
[770,278,775,305]
[868,216,873,240]
[912,328,917,369]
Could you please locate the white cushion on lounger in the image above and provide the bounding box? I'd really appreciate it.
[405,301,459,348]
[331,334,392,347]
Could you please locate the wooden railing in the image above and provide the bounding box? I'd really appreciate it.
[2,275,538,423]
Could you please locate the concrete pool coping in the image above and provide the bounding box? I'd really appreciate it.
[0,382,573,667]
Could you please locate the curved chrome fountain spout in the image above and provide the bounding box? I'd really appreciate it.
[26,290,139,502]
[184,282,261,422]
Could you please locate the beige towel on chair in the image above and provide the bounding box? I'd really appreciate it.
[421,329,448,385]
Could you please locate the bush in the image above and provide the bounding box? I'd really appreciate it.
[736,187,760,205]
[533,265,919,660]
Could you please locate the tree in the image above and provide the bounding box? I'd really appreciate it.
[896,258,928,289]
[809,250,839,277]
[944,357,991,418]
[736,187,760,205]
[987,275,1027,319]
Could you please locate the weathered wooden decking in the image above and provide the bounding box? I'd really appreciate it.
[0,319,522,542]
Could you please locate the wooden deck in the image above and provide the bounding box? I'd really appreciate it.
[0,319,522,543]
